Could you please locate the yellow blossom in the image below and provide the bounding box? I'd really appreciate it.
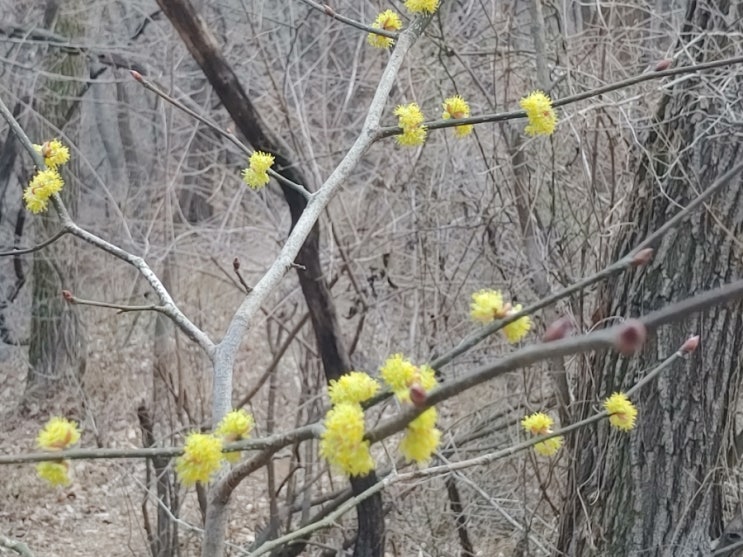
[216,409,254,463]
[470,289,505,323]
[519,90,557,136]
[367,10,401,49]
[521,412,553,435]
[534,436,563,456]
[328,372,379,405]
[442,95,473,137]
[176,433,224,486]
[400,408,440,463]
[604,392,638,431]
[381,356,438,402]
[503,304,531,343]
[34,139,70,169]
[405,0,439,14]
[320,403,374,476]
[394,103,427,147]
[522,412,562,457]
[242,151,275,189]
[36,461,70,486]
[37,417,80,451]
[23,169,64,214]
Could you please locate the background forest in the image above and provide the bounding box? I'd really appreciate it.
[2,0,743,556]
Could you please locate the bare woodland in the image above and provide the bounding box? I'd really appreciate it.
[3,0,743,556]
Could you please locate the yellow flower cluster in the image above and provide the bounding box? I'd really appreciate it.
[320,402,375,476]
[394,103,427,146]
[604,392,638,431]
[24,140,70,214]
[34,139,70,169]
[242,151,275,189]
[37,417,81,450]
[35,416,81,486]
[36,461,70,486]
[367,10,402,49]
[470,290,531,343]
[521,412,563,456]
[442,95,473,137]
[405,0,439,14]
[215,409,255,463]
[176,432,224,486]
[380,354,437,402]
[328,371,380,405]
[519,91,557,136]
[400,408,441,463]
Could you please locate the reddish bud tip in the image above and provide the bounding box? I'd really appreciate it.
[130,70,143,82]
[233,257,240,271]
[655,59,672,71]
[680,335,699,354]
[409,383,427,408]
[61,290,74,302]
[631,248,654,267]
[542,317,573,343]
[614,319,647,355]
[323,4,335,16]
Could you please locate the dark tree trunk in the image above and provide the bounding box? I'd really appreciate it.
[155,1,385,555]
[25,0,87,395]
[558,0,743,554]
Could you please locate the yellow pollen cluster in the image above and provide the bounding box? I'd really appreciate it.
[328,371,380,405]
[519,91,557,136]
[34,139,70,169]
[400,408,441,463]
[394,103,427,146]
[320,403,374,476]
[470,290,531,343]
[175,433,224,486]
[380,354,437,402]
[35,416,80,486]
[442,95,473,137]
[521,412,562,456]
[24,168,65,214]
[405,0,439,14]
[242,151,275,189]
[604,392,638,431]
[216,409,255,463]
[367,10,402,49]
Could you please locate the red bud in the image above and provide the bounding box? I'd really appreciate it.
[409,383,427,408]
[542,317,572,342]
[631,248,654,267]
[655,59,672,71]
[130,70,143,82]
[680,335,699,354]
[233,257,240,271]
[614,319,647,355]
[61,290,74,302]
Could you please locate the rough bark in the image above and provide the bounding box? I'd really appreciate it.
[557,0,743,554]
[155,1,385,555]
[25,0,87,394]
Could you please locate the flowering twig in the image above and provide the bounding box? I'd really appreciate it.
[0,423,320,465]
[377,55,743,137]
[130,71,310,200]
[431,158,743,369]
[296,0,399,40]
[0,95,215,355]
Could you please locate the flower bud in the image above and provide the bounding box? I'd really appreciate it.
[409,383,427,408]
[614,319,647,355]
[542,317,572,342]
[631,248,654,267]
[680,335,699,354]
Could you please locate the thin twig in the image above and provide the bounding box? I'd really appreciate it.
[0,230,68,256]
[296,0,399,39]
[131,71,310,199]
[377,55,743,137]
[0,94,215,355]
[431,158,743,370]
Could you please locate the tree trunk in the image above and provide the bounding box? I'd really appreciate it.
[25,0,87,395]
[557,0,743,554]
